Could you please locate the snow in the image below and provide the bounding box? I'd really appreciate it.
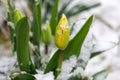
[34,72,54,80]
[0,57,16,80]
[57,55,77,80]
[81,0,120,80]
[0,0,120,80]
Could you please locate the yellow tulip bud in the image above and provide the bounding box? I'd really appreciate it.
[14,9,23,26]
[55,14,70,50]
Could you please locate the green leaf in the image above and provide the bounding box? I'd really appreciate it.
[27,0,36,12]
[58,0,72,17]
[7,0,15,44]
[35,2,41,37]
[66,3,100,18]
[16,17,36,74]
[90,50,106,59]
[90,44,116,59]
[43,0,52,22]
[63,15,93,59]
[68,76,89,80]
[32,2,41,47]
[13,73,36,80]
[31,2,42,69]
[7,0,15,22]
[70,23,75,35]
[44,15,93,74]
[68,76,82,80]
[96,16,114,29]
[92,68,109,80]
[50,0,59,35]
[44,50,59,74]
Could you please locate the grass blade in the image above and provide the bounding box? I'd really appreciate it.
[66,3,100,18]
[92,68,109,80]
[50,0,59,35]
[90,44,116,59]
[32,2,41,47]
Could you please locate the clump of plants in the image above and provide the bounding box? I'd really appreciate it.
[3,0,110,80]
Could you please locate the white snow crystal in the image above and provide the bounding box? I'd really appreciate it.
[34,72,54,80]
[80,30,93,63]
[0,57,16,73]
[57,55,77,80]
[0,57,16,80]
[72,67,84,76]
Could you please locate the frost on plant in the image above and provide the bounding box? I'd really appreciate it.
[0,0,109,80]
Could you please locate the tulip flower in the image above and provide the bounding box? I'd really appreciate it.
[42,21,52,54]
[55,14,70,50]
[14,9,23,26]
[42,21,52,45]
[54,14,70,78]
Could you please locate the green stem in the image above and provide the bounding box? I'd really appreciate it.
[45,44,48,54]
[56,50,63,78]
[7,0,16,54]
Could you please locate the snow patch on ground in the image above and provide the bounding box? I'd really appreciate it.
[57,55,77,80]
[34,71,54,80]
[0,57,16,80]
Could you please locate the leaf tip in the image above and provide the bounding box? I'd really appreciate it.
[90,15,94,20]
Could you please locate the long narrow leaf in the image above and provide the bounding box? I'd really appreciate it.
[63,15,93,59]
[58,0,72,19]
[43,1,52,22]
[35,2,41,39]
[66,3,100,18]
[50,0,59,35]
[32,2,41,47]
[7,0,14,22]
[44,15,93,74]
[90,44,116,59]
[92,68,109,80]
[16,17,36,74]
[96,16,114,29]
[27,0,35,12]
[90,50,106,59]
[13,73,36,80]
[7,0,15,45]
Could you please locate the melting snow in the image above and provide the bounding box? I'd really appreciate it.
[34,72,54,80]
[57,55,77,80]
